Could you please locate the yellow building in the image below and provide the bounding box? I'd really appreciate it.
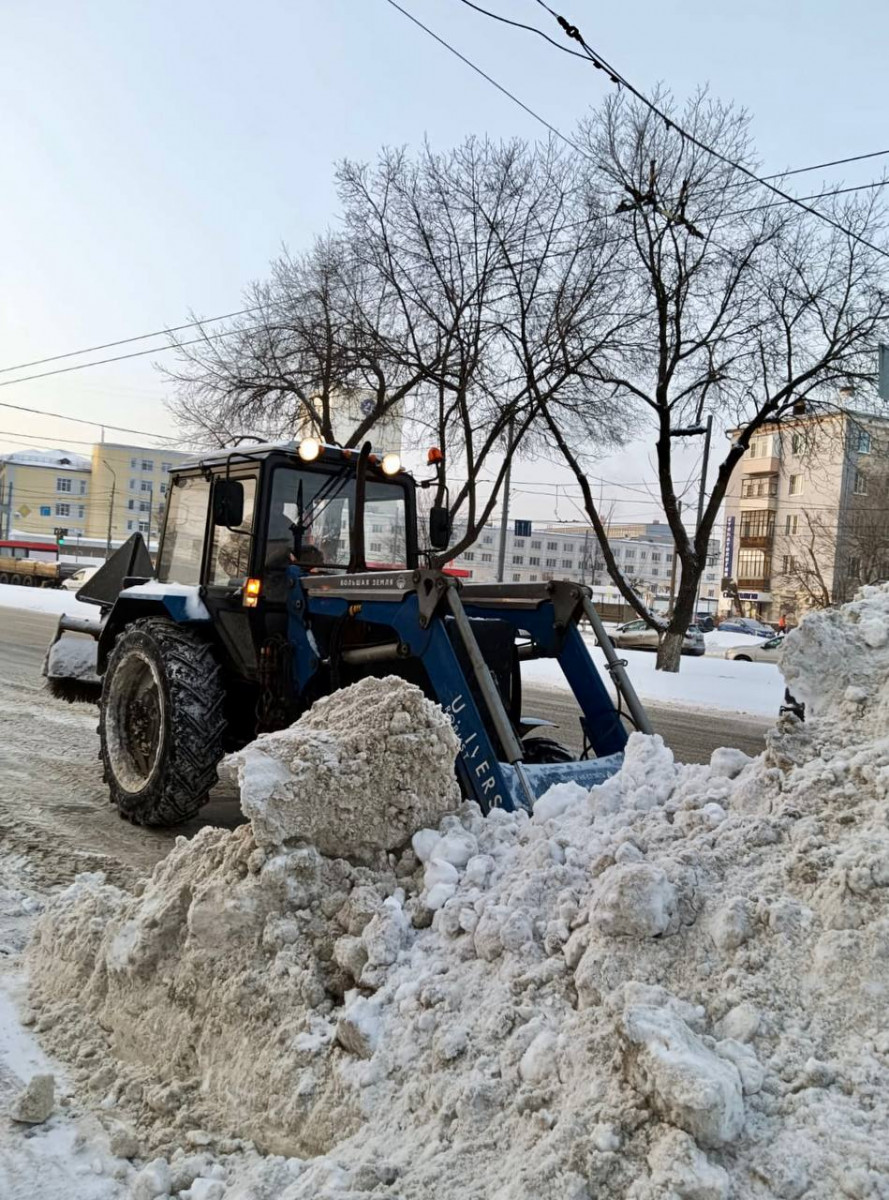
[0,443,192,546]
[0,449,92,540]
[85,443,192,544]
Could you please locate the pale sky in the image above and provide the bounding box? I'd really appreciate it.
[2,0,887,523]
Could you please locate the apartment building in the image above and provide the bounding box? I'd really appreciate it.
[721,405,889,622]
[0,449,92,539]
[0,442,192,544]
[448,520,722,608]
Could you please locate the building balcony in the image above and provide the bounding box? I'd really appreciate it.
[738,533,774,550]
[736,493,778,511]
[737,576,771,591]
[741,456,781,475]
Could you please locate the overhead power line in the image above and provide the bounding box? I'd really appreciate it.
[0,400,172,441]
[0,322,266,392]
[528,0,889,259]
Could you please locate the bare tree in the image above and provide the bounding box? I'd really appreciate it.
[337,137,627,562]
[547,89,889,669]
[164,233,433,449]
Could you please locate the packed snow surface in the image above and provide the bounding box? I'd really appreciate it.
[0,582,94,618]
[23,585,889,1198]
[524,640,783,715]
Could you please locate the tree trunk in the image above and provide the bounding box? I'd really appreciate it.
[656,629,684,672]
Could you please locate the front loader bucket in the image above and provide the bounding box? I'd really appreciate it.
[500,754,624,811]
[42,613,103,704]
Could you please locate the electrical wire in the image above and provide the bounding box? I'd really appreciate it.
[529,0,889,258]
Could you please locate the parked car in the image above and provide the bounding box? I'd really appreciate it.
[694,614,716,633]
[611,619,706,656]
[60,566,98,592]
[717,617,775,639]
[723,635,784,663]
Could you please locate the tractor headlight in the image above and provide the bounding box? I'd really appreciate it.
[298,437,322,462]
[381,452,401,476]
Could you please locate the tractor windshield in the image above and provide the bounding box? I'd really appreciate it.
[264,464,410,574]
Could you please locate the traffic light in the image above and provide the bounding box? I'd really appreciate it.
[54,526,68,545]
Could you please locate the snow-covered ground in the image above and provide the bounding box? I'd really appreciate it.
[527,638,784,717]
[0,583,94,619]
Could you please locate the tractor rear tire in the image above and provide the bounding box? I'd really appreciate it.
[99,617,226,826]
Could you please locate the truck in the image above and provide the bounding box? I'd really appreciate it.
[0,540,62,587]
[45,438,651,824]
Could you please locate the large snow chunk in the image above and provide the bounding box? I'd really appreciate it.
[621,1003,745,1148]
[230,677,461,861]
[591,862,678,938]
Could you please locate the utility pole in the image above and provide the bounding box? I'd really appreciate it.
[692,415,714,617]
[495,418,514,583]
[146,481,154,551]
[1,482,11,540]
[103,460,117,560]
[667,500,682,614]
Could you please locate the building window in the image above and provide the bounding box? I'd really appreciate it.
[741,474,779,498]
[127,519,135,531]
[707,588,715,598]
[512,573,521,582]
[740,510,775,539]
[78,480,87,495]
[639,550,648,561]
[160,482,167,495]
[512,555,523,564]
[129,479,138,491]
[529,556,540,566]
[738,549,771,580]
[788,475,803,496]
[531,539,542,550]
[139,520,149,534]
[481,552,493,563]
[463,552,474,562]
[856,430,871,454]
[784,514,799,535]
[55,502,70,517]
[547,541,558,551]
[562,543,573,552]
[130,458,139,470]
[161,461,173,473]
[854,470,868,496]
[369,541,382,552]
[56,477,72,493]
[625,549,636,559]
[529,574,538,582]
[514,539,525,549]
[561,558,572,569]
[139,501,150,513]
[371,523,383,533]
[141,459,154,472]
[651,567,659,577]
[781,555,797,574]
[650,552,660,562]
[140,480,152,493]
[791,432,803,455]
[483,535,493,545]
[545,557,556,568]
[76,505,85,519]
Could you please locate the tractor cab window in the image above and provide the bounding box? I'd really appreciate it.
[264,465,409,580]
[157,476,211,586]
[207,475,257,587]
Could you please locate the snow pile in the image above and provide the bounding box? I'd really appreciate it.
[232,674,461,862]
[24,589,889,1198]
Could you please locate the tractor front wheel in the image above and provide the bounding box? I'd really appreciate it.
[99,617,226,825]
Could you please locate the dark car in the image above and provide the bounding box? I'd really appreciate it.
[717,617,775,639]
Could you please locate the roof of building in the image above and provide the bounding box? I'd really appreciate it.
[0,448,91,471]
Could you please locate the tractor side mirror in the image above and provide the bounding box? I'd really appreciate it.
[212,479,245,527]
[429,505,451,550]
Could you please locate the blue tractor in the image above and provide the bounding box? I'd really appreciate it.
[46,439,651,825]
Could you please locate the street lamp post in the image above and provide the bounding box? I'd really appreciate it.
[102,460,117,560]
[667,417,714,616]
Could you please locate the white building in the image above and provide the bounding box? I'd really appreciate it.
[447,519,721,610]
